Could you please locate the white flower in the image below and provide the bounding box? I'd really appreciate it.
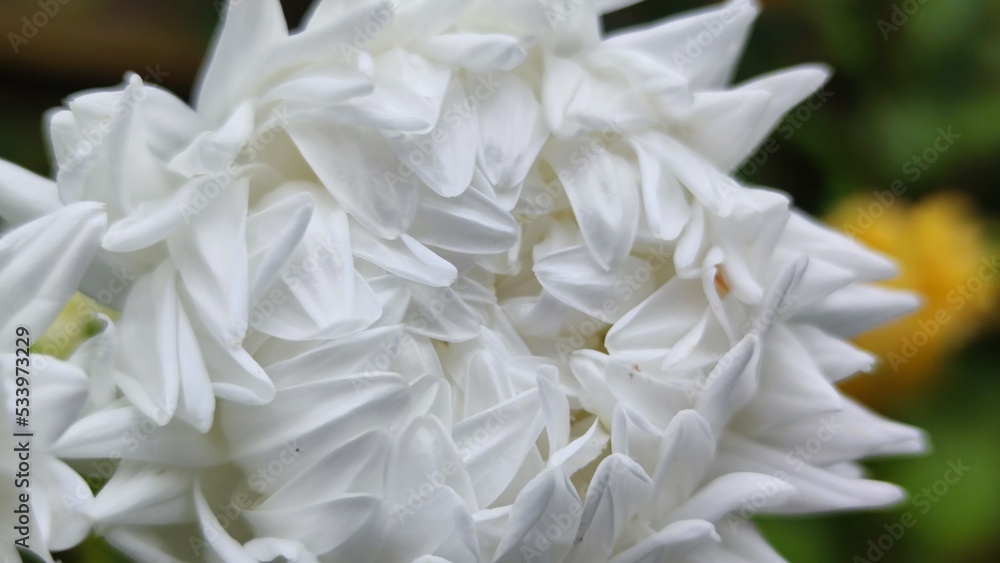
[0,202,107,560]
[0,0,929,561]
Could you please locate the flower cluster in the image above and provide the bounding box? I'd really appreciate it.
[0,0,925,561]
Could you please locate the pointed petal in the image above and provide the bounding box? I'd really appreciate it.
[246,191,315,302]
[196,0,287,123]
[454,390,543,508]
[408,185,518,254]
[646,410,716,522]
[694,334,761,436]
[0,159,61,225]
[493,468,581,563]
[286,122,418,238]
[609,519,719,563]
[571,455,652,562]
[605,0,759,90]
[384,78,479,198]
[535,245,657,324]
[476,73,548,206]
[547,145,639,271]
[794,284,921,337]
[0,202,105,340]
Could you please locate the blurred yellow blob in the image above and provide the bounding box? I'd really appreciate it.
[35,292,119,360]
[826,191,998,410]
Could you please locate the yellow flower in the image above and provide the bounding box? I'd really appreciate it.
[826,191,998,410]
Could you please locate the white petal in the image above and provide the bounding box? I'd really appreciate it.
[454,390,543,508]
[168,102,254,176]
[716,434,910,513]
[286,122,418,238]
[547,145,639,270]
[537,368,570,454]
[114,264,181,425]
[646,410,716,523]
[0,202,105,338]
[196,0,287,123]
[193,477,258,563]
[633,132,736,217]
[492,468,581,563]
[534,245,657,324]
[0,159,61,225]
[51,403,225,466]
[720,65,831,170]
[246,191,315,302]
[167,176,250,345]
[25,356,88,444]
[39,460,94,550]
[408,186,518,255]
[609,519,720,563]
[782,211,898,281]
[572,455,652,562]
[384,78,479,198]
[606,276,708,353]
[679,88,771,171]
[244,496,385,559]
[792,323,876,382]
[255,210,381,340]
[245,538,321,563]
[386,416,476,511]
[668,472,795,524]
[93,462,196,525]
[476,73,548,206]
[735,325,841,433]
[352,227,458,287]
[261,67,373,107]
[377,487,478,563]
[548,419,610,476]
[694,334,761,436]
[415,34,528,73]
[605,0,759,90]
[102,174,235,252]
[630,138,692,241]
[794,284,921,337]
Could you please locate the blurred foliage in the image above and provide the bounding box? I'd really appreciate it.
[1,0,998,562]
[828,192,998,410]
